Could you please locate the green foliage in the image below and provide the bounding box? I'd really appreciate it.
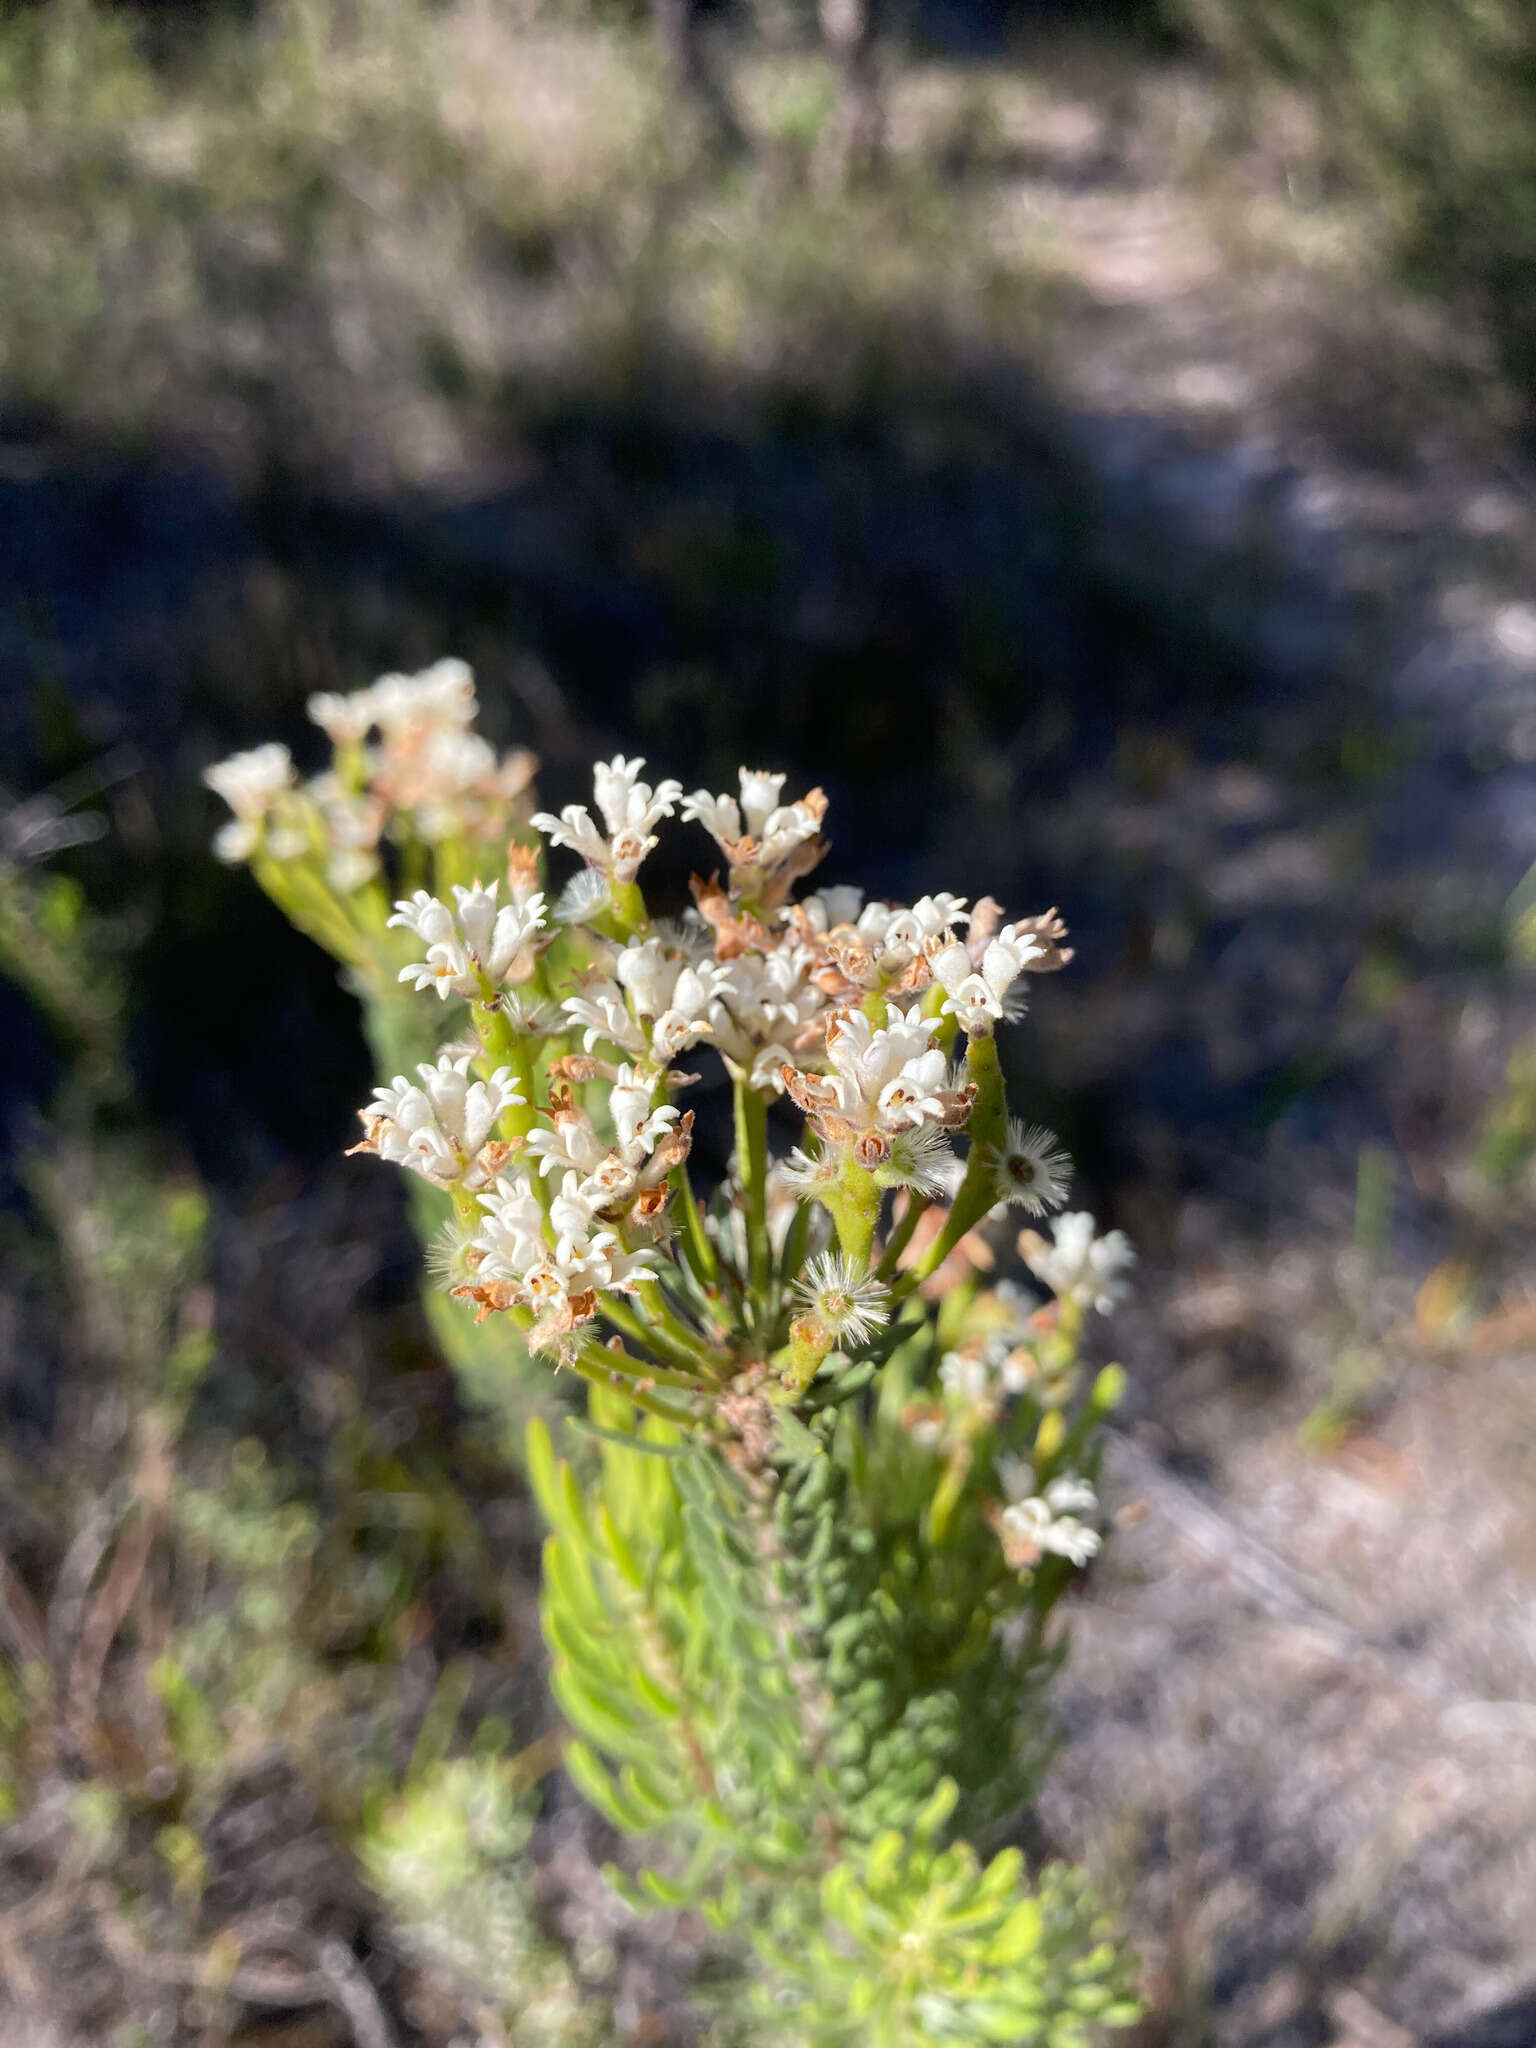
[0,863,128,1100]
[533,1362,1137,2041]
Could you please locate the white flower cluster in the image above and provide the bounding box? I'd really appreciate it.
[682,769,827,896]
[390,879,547,999]
[460,1058,689,1347]
[203,659,538,890]
[325,742,1100,1369]
[469,1170,661,1347]
[1020,1211,1136,1315]
[352,1051,523,1190]
[929,922,1047,1036]
[532,755,682,889]
[204,743,302,865]
[780,1003,973,1182]
[995,1461,1101,1570]
[562,936,722,1064]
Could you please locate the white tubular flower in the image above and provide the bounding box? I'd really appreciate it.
[213,819,259,863]
[880,893,971,969]
[707,946,829,1087]
[205,745,296,861]
[204,743,295,818]
[532,754,681,885]
[389,881,546,999]
[354,1053,522,1187]
[792,886,866,933]
[996,1462,1101,1569]
[989,1120,1072,1216]
[933,921,1048,1035]
[451,880,546,984]
[473,1172,547,1274]
[560,980,639,1054]
[369,658,477,735]
[564,939,720,1060]
[1020,1210,1136,1315]
[307,689,378,746]
[608,1066,681,1163]
[792,1251,890,1347]
[523,1115,609,1183]
[683,767,827,879]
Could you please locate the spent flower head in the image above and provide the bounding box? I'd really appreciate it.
[792,1250,890,1348]
[989,1120,1071,1216]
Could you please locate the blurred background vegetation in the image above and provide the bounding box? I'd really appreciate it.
[4,0,1536,2039]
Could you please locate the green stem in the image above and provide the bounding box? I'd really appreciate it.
[774,1319,833,1400]
[733,1077,772,1315]
[893,1033,1006,1297]
[253,858,367,971]
[672,1163,718,1286]
[875,1193,930,1280]
[563,1345,699,1424]
[825,1158,881,1271]
[472,987,538,1142]
[600,1292,718,1383]
[923,1438,975,1547]
[608,878,649,936]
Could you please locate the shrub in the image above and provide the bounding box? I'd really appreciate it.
[205,659,1140,2040]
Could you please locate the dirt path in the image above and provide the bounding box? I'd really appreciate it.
[914,52,1536,2048]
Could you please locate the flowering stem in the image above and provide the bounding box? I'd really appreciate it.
[635,1280,728,1381]
[506,1307,698,1419]
[606,1286,720,1384]
[564,1345,699,1423]
[472,989,538,1143]
[672,1163,718,1287]
[733,1077,772,1313]
[579,1307,702,1388]
[825,1160,881,1272]
[923,1438,974,1547]
[253,858,368,971]
[608,879,649,936]
[875,1193,929,1280]
[893,1032,1005,1296]
[775,1318,833,1399]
